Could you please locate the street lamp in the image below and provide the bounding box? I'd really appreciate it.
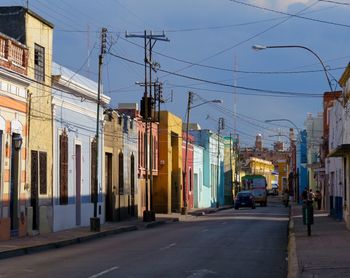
[265,119,300,138]
[182,92,222,215]
[252,44,334,93]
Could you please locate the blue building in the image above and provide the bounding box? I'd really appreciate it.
[297,129,308,203]
[51,63,110,231]
[190,128,224,208]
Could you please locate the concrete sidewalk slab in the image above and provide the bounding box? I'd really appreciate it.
[288,204,350,278]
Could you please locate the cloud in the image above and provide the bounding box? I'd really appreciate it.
[249,0,314,11]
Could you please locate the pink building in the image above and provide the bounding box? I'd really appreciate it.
[182,132,194,209]
[117,103,158,217]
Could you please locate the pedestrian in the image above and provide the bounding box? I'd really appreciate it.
[315,190,322,210]
[301,188,308,202]
[283,188,289,207]
[308,189,315,205]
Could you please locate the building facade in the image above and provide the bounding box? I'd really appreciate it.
[154,111,182,213]
[52,63,110,231]
[182,132,194,209]
[190,129,224,208]
[193,144,204,208]
[104,107,138,222]
[117,103,158,218]
[0,32,30,240]
[0,6,54,235]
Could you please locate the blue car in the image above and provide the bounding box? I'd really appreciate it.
[234,191,256,209]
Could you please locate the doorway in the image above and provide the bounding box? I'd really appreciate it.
[75,144,81,226]
[31,150,39,230]
[10,134,20,233]
[105,153,113,221]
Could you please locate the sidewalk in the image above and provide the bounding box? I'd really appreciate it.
[0,215,177,260]
[288,204,350,278]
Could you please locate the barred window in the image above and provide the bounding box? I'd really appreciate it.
[34,44,45,81]
[59,131,68,204]
[0,38,6,59]
[91,138,97,203]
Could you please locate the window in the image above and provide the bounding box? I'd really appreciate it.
[34,44,45,81]
[39,152,47,194]
[131,154,135,195]
[90,138,97,203]
[189,168,192,191]
[31,150,48,196]
[119,152,124,194]
[59,131,68,204]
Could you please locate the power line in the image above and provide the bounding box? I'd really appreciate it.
[108,52,324,98]
[319,0,350,5]
[230,0,350,28]
[119,36,345,75]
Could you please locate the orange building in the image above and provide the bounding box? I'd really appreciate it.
[0,32,30,240]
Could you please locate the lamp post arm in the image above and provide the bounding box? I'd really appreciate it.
[266,45,333,92]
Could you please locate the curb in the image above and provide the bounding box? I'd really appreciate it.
[0,224,141,260]
[287,207,299,278]
[189,206,233,216]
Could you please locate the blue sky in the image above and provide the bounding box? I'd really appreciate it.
[3,0,350,147]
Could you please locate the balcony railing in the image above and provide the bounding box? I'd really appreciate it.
[0,33,28,75]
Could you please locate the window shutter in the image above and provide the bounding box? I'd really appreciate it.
[31,150,38,201]
[118,152,124,194]
[39,152,47,194]
[91,138,97,202]
[60,131,68,205]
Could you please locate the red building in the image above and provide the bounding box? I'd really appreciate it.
[182,132,194,209]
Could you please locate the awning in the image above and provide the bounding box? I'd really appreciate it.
[328,144,350,157]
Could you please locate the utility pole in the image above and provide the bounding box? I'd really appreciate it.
[90,27,107,232]
[182,91,193,215]
[229,133,233,201]
[216,117,224,208]
[126,30,169,222]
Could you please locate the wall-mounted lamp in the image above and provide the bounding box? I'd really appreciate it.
[13,134,23,151]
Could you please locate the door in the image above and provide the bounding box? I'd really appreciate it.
[105,153,113,221]
[10,134,20,232]
[31,150,39,230]
[75,145,81,226]
[130,154,135,217]
[194,173,198,208]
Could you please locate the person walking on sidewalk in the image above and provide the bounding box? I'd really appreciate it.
[308,189,315,207]
[315,190,322,210]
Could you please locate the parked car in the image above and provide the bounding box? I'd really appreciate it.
[234,191,256,209]
[252,188,267,206]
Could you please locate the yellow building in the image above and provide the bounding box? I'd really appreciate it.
[246,157,274,188]
[154,111,182,213]
[277,159,289,193]
[0,7,54,234]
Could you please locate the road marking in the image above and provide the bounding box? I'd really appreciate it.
[202,229,209,232]
[88,266,119,278]
[160,242,176,250]
[187,269,217,278]
[222,222,227,225]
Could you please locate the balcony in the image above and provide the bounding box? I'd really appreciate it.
[0,33,28,76]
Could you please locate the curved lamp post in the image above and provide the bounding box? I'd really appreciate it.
[252,44,334,93]
[265,118,300,138]
[182,92,222,215]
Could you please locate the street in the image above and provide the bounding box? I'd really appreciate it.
[0,197,289,278]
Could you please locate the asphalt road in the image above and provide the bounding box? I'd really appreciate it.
[0,196,289,278]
